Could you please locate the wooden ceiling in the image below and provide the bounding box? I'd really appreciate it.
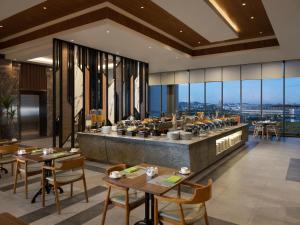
[0,0,278,56]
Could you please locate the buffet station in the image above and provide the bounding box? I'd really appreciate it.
[78,112,248,173]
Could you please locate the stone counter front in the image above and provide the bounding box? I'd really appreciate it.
[78,124,248,172]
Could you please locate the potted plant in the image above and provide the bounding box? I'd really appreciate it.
[0,95,16,139]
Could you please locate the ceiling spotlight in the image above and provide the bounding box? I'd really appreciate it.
[198,41,201,44]
[106,30,110,34]
[140,6,144,9]
[43,6,47,10]
[179,30,183,33]
[259,31,263,34]
[0,25,3,28]
[242,3,246,6]
[251,16,254,20]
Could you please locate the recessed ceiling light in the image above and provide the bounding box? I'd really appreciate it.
[259,31,263,34]
[179,30,183,33]
[242,3,246,6]
[0,25,3,28]
[148,46,152,49]
[70,40,74,42]
[43,6,47,10]
[140,6,144,9]
[251,16,254,20]
[106,30,110,34]
[198,41,201,44]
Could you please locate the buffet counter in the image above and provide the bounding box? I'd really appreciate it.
[77,124,248,172]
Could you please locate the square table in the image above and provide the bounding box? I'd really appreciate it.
[0,212,28,225]
[103,163,193,225]
[14,147,80,203]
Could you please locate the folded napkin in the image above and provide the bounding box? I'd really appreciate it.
[165,175,182,184]
[124,167,139,173]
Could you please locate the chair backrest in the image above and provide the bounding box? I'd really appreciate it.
[0,143,20,154]
[55,156,85,171]
[190,179,213,203]
[106,164,126,175]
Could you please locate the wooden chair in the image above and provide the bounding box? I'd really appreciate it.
[252,121,264,138]
[101,164,145,225]
[154,179,213,225]
[42,156,88,214]
[0,144,19,177]
[13,147,43,199]
[266,122,281,140]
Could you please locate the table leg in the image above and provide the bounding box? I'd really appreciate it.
[134,193,163,225]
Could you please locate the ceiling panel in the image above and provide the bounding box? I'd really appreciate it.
[152,0,237,42]
[0,0,45,21]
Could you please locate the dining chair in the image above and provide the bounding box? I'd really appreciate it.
[41,156,88,214]
[0,144,18,177]
[266,122,281,140]
[101,164,145,225]
[252,121,264,138]
[154,179,213,225]
[13,147,43,199]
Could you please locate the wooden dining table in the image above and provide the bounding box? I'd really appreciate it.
[0,212,28,225]
[14,147,80,203]
[103,163,193,225]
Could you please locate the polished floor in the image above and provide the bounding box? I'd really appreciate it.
[0,137,299,225]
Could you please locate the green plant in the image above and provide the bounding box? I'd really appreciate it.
[0,95,15,124]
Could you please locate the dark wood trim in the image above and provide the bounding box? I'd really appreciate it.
[0,7,279,57]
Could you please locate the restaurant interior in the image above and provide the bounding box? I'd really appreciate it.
[0,0,300,225]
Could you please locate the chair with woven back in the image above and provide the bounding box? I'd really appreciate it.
[154,179,213,225]
[41,156,88,214]
[13,146,43,199]
[101,164,145,225]
[0,143,19,177]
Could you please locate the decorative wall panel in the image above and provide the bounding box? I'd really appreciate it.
[53,39,148,147]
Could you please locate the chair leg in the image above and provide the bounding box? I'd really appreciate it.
[42,171,45,207]
[204,207,209,225]
[53,183,61,214]
[25,175,28,199]
[154,198,159,225]
[125,206,130,225]
[101,187,111,225]
[70,183,73,197]
[13,163,19,194]
[83,177,88,203]
[11,162,14,176]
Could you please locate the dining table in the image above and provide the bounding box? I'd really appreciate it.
[0,212,28,225]
[14,147,81,203]
[0,139,18,146]
[103,163,193,225]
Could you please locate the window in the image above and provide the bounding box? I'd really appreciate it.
[149,85,161,117]
[190,83,205,114]
[262,78,283,123]
[285,77,300,135]
[242,80,261,124]
[223,80,240,116]
[161,85,168,114]
[176,84,189,113]
[206,82,222,115]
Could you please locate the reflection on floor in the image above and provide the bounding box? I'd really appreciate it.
[0,137,299,225]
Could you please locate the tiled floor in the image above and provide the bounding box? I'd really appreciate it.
[0,136,299,225]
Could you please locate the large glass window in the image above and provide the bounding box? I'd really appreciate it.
[262,78,283,124]
[223,80,240,116]
[176,84,189,113]
[190,83,205,114]
[206,82,222,115]
[242,80,261,124]
[149,85,161,117]
[161,85,168,114]
[285,77,300,135]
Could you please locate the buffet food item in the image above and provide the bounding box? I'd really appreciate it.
[167,131,180,140]
[101,126,111,134]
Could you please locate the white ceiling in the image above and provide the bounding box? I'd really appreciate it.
[0,0,45,21]
[152,0,238,42]
[1,0,300,73]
